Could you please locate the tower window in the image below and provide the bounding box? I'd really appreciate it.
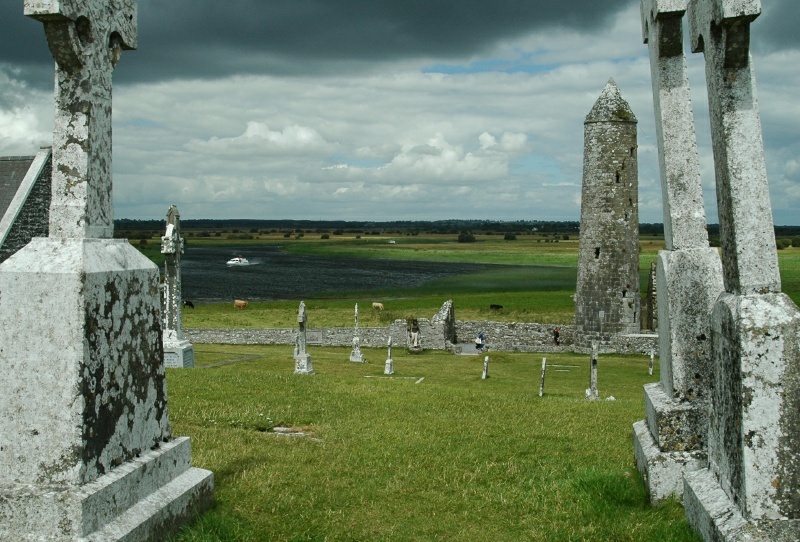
[594,247,600,259]
[615,172,620,183]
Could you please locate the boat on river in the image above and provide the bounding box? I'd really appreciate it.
[226,256,250,267]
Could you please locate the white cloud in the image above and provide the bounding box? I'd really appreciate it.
[3,2,797,225]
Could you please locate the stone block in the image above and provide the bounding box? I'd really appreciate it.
[0,438,212,540]
[634,420,707,504]
[644,382,707,452]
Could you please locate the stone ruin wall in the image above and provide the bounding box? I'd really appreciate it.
[185,320,657,355]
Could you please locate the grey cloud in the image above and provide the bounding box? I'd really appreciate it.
[3,0,631,86]
[2,0,796,88]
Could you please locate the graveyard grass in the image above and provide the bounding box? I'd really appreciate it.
[167,346,700,542]
[157,234,800,540]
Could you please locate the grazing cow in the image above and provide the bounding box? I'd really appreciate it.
[372,302,384,310]
[234,299,248,309]
[489,304,503,310]
[183,300,195,309]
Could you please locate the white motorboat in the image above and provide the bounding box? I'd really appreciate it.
[226,256,250,266]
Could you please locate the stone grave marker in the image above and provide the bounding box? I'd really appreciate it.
[634,0,726,504]
[586,343,599,401]
[539,357,547,397]
[682,1,800,539]
[481,355,490,380]
[294,301,314,375]
[161,204,194,368]
[0,1,213,539]
[350,303,364,362]
[384,336,394,375]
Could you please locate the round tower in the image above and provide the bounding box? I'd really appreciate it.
[574,79,640,348]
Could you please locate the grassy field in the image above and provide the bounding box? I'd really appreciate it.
[167,346,700,542]
[171,234,800,328]
[150,233,800,540]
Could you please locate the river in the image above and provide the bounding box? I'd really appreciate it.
[179,246,491,303]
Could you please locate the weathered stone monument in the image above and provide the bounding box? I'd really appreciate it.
[384,336,394,375]
[0,1,213,539]
[634,0,726,505]
[350,303,364,363]
[681,1,800,539]
[586,343,599,401]
[539,357,547,397]
[294,301,314,375]
[161,205,194,368]
[574,79,641,349]
[481,355,490,380]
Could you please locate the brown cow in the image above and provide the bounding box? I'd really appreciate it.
[234,299,248,309]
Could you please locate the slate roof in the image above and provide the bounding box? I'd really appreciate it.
[0,155,36,220]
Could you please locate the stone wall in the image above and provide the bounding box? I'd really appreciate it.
[185,320,657,355]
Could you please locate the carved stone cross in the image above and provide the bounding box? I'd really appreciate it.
[161,204,184,338]
[25,0,137,239]
[641,0,708,250]
[688,0,780,295]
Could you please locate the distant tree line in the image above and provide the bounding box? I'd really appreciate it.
[115,218,798,241]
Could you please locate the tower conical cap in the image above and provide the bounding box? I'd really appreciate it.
[585,79,637,123]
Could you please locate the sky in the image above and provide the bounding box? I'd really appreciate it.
[0,0,798,225]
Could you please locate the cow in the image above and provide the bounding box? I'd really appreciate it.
[234,299,248,309]
[372,302,384,310]
[489,304,503,310]
[183,300,195,309]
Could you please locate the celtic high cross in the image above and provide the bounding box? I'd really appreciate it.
[25,0,137,239]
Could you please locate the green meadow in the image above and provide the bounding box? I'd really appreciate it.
[150,233,799,541]
[168,347,698,542]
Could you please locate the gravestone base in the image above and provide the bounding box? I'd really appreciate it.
[350,347,364,363]
[0,238,213,541]
[643,382,706,452]
[634,420,707,504]
[0,438,213,542]
[294,354,313,375]
[384,358,394,375]
[164,338,195,369]
[684,469,800,542]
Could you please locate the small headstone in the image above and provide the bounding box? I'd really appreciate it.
[539,357,547,397]
[648,349,654,376]
[384,336,394,375]
[294,301,313,375]
[481,355,490,380]
[585,343,599,400]
[350,303,364,362]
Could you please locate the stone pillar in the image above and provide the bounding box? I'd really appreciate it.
[682,1,800,539]
[481,356,490,380]
[294,301,313,375]
[161,205,194,368]
[0,2,213,540]
[586,344,599,401]
[350,303,364,362]
[384,336,394,375]
[633,0,725,505]
[574,79,641,349]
